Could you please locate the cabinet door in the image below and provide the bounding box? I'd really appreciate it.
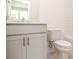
[27,33,47,59]
[6,35,27,59]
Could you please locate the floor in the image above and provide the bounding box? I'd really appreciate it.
[48,52,58,59]
[48,50,73,59]
[48,46,59,59]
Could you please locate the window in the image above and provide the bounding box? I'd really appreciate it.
[7,0,30,21]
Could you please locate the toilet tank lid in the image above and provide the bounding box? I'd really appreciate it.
[55,40,72,47]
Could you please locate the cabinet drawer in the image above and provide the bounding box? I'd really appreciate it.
[6,25,47,35]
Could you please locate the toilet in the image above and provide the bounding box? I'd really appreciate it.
[47,29,72,59]
[54,40,72,59]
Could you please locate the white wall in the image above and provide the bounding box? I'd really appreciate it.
[64,0,73,40]
[39,0,64,29]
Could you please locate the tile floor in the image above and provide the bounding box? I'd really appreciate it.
[48,51,73,59]
[48,51,58,59]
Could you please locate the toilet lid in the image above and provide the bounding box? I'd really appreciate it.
[55,40,72,47]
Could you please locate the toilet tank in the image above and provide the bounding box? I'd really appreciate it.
[47,29,64,41]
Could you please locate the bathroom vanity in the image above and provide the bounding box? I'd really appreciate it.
[6,23,47,59]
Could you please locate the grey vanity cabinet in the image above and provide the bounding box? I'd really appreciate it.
[6,24,47,59]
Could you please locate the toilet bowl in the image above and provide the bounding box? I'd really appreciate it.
[47,29,72,59]
[54,40,72,52]
[54,40,72,59]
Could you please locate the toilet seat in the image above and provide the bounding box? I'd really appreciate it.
[54,40,72,48]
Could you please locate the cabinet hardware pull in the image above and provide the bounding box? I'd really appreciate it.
[23,37,25,47]
[27,37,29,46]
